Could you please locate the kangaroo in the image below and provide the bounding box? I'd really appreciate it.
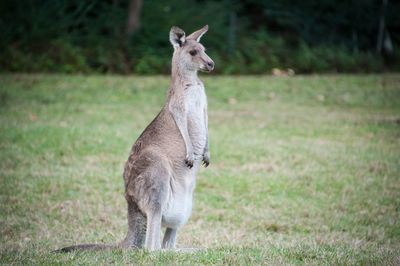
[56,25,214,252]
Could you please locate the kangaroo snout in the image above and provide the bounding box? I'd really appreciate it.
[206,61,215,71]
[201,60,214,72]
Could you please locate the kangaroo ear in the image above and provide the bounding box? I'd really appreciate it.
[170,26,186,49]
[187,25,208,42]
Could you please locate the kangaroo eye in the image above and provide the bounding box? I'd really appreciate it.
[189,50,197,56]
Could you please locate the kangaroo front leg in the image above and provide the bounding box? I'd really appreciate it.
[145,210,162,251]
[202,141,210,167]
[202,106,210,167]
[169,103,194,168]
[162,228,177,249]
[120,200,146,248]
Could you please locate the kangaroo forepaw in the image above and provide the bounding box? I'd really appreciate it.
[185,156,194,168]
[202,152,210,167]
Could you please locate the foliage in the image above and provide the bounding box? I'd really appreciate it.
[0,0,399,74]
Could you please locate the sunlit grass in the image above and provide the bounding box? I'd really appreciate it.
[0,74,399,264]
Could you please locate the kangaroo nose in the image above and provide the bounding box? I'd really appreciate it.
[207,61,214,70]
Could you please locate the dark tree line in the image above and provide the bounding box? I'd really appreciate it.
[0,0,399,74]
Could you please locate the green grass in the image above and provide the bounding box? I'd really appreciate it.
[0,74,399,265]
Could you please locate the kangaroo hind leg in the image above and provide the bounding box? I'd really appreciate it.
[162,227,177,249]
[120,199,146,249]
[144,168,170,251]
[145,206,162,251]
[125,152,170,251]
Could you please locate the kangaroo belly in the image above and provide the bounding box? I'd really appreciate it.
[162,182,194,228]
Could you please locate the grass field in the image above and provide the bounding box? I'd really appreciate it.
[0,74,399,265]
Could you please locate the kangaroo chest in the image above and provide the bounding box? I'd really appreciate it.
[186,83,207,154]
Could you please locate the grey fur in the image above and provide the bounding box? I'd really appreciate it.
[55,25,214,252]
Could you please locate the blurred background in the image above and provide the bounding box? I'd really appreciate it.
[1,1,400,264]
[1,0,399,74]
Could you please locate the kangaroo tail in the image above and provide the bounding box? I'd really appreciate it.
[53,244,116,253]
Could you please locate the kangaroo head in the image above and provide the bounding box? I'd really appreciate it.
[169,25,214,73]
